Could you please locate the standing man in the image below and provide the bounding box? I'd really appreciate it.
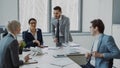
[0,20,29,68]
[81,19,120,68]
[51,6,73,46]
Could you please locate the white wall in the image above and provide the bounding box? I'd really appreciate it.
[0,0,113,35]
[82,0,113,35]
[1,0,114,50]
[1,1,119,67]
[98,0,113,35]
[82,0,99,32]
[112,24,120,68]
[0,0,18,25]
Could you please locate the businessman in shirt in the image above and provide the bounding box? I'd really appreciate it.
[51,6,73,46]
[81,19,120,68]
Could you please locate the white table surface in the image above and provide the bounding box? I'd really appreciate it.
[20,43,89,68]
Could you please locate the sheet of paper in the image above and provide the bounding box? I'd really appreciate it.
[24,59,38,65]
[50,58,74,67]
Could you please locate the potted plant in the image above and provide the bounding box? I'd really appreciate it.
[19,40,26,54]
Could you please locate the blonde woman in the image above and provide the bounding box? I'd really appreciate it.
[0,20,29,68]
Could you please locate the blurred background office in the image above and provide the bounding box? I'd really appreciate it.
[0,0,120,67]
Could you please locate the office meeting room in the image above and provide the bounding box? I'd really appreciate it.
[0,0,120,68]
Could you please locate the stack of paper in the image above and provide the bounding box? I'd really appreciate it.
[62,42,80,47]
[50,58,73,68]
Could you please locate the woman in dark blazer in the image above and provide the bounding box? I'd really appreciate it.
[22,18,44,48]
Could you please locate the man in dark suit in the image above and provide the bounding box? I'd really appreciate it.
[81,19,120,68]
[51,6,73,46]
[22,18,44,48]
[0,20,29,68]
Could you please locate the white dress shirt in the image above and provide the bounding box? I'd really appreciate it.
[28,28,38,40]
[90,34,102,66]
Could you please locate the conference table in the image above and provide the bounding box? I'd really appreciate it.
[20,43,90,68]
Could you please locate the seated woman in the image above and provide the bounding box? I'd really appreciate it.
[22,18,44,48]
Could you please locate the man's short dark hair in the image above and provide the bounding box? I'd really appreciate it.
[91,19,105,33]
[28,18,37,24]
[54,6,62,12]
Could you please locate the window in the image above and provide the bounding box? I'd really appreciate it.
[52,0,80,31]
[19,0,48,32]
[82,0,100,32]
[19,0,81,33]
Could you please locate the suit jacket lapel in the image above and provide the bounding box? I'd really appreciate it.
[37,30,39,40]
[60,15,64,34]
[97,34,104,51]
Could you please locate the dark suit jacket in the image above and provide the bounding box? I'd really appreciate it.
[22,28,43,48]
[0,34,23,68]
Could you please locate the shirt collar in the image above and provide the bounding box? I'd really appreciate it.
[94,33,102,40]
[28,28,38,33]
[54,15,62,20]
[9,32,17,39]
[59,15,62,20]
